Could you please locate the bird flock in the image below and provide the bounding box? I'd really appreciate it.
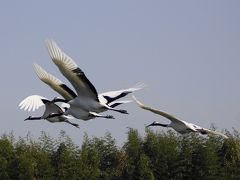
[19,39,228,139]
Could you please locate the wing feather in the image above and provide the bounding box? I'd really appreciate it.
[19,95,48,112]
[33,63,77,101]
[198,128,229,139]
[99,83,146,104]
[108,100,132,108]
[45,39,98,101]
[132,95,183,123]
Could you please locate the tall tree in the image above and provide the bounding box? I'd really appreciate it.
[144,129,180,180]
[77,133,100,180]
[0,137,15,179]
[220,138,240,179]
[122,128,154,179]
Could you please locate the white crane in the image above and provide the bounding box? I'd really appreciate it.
[19,95,79,128]
[29,64,115,120]
[132,96,228,139]
[45,39,140,115]
[32,63,144,120]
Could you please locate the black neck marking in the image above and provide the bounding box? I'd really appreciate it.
[41,99,50,104]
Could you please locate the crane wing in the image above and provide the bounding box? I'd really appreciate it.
[19,95,48,112]
[99,83,146,105]
[33,63,77,101]
[197,128,228,139]
[45,39,99,101]
[108,100,132,108]
[132,95,183,124]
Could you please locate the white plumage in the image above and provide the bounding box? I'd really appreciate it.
[32,64,114,120]
[98,83,145,108]
[19,95,79,128]
[45,39,135,114]
[33,63,144,120]
[19,95,46,112]
[133,96,228,139]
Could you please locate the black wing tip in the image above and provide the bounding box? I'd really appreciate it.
[60,84,77,99]
[72,67,84,74]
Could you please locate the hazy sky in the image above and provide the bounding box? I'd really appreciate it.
[1,1,240,145]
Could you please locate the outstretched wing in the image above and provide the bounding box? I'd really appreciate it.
[132,95,184,124]
[19,95,49,112]
[33,63,77,101]
[197,128,229,139]
[45,39,99,101]
[99,83,146,105]
[108,100,132,108]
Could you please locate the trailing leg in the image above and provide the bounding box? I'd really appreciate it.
[65,120,79,128]
[89,112,115,119]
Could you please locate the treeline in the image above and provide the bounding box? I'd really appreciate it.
[0,128,240,180]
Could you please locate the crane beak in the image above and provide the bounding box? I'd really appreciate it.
[146,122,154,128]
[24,116,31,121]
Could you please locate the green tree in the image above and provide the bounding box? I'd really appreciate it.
[123,128,153,180]
[220,138,240,179]
[0,128,239,179]
[77,133,100,180]
[175,134,198,179]
[144,129,180,180]
[91,132,121,179]
[30,143,54,179]
[52,131,79,180]
[13,138,35,180]
[201,135,223,179]
[0,137,15,179]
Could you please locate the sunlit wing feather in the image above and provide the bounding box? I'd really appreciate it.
[33,63,77,101]
[45,39,98,101]
[19,95,48,112]
[99,83,146,105]
[132,95,183,123]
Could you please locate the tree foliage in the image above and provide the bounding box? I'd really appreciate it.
[0,129,239,179]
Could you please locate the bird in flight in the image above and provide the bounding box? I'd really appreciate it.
[132,96,228,139]
[45,39,136,116]
[19,95,79,128]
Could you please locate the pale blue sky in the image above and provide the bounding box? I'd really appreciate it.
[0,1,240,145]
